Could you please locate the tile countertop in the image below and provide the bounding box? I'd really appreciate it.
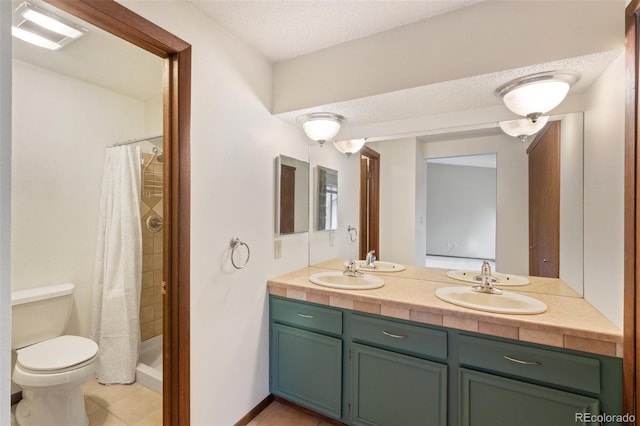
[267,260,623,358]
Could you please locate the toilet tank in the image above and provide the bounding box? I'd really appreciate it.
[11,283,75,350]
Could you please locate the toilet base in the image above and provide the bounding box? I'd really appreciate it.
[15,385,89,426]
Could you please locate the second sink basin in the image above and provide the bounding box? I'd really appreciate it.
[435,286,547,315]
[309,271,384,290]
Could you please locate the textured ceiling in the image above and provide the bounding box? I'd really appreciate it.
[187,0,483,62]
[12,0,624,135]
[274,48,624,129]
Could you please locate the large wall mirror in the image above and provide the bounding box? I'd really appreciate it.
[276,155,310,235]
[309,112,585,297]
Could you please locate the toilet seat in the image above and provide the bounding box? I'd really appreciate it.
[16,335,98,374]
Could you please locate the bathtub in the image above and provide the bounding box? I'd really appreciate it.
[137,334,162,394]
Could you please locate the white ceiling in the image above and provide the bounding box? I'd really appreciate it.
[11,0,625,134]
[186,0,484,62]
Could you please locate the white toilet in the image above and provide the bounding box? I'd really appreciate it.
[11,283,99,426]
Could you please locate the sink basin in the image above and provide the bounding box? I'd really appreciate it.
[350,260,406,273]
[309,271,384,290]
[446,270,529,286]
[435,286,547,314]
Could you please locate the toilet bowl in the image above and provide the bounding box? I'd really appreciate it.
[11,284,99,426]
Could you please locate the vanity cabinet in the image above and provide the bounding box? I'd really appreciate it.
[269,297,343,419]
[459,368,599,426]
[269,296,622,425]
[458,334,622,426]
[350,315,447,426]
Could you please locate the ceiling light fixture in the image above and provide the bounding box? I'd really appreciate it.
[499,116,550,142]
[12,2,87,51]
[333,138,366,158]
[298,112,345,146]
[495,71,579,122]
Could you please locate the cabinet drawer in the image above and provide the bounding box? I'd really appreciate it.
[351,314,447,360]
[271,297,342,336]
[459,334,600,394]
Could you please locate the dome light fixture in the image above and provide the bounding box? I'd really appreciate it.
[499,116,550,142]
[297,112,345,146]
[495,71,579,122]
[333,138,366,157]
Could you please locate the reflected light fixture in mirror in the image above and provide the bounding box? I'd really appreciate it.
[298,112,345,146]
[334,138,366,157]
[495,71,580,122]
[499,116,550,142]
[12,1,87,50]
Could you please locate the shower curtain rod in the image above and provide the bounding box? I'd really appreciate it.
[111,135,163,148]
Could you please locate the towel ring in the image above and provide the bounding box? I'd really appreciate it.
[347,225,358,243]
[230,237,250,269]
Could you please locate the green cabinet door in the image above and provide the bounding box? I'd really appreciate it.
[270,323,342,419]
[459,368,601,426]
[351,343,447,426]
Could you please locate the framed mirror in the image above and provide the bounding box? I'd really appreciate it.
[275,155,310,235]
[316,166,338,231]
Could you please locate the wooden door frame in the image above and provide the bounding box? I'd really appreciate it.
[43,1,191,424]
[627,0,640,420]
[359,146,380,260]
[626,0,639,420]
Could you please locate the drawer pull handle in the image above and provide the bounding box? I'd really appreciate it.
[296,313,314,319]
[382,330,408,339]
[504,355,542,366]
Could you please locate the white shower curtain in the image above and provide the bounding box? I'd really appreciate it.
[90,145,143,384]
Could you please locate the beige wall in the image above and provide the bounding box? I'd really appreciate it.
[583,52,625,328]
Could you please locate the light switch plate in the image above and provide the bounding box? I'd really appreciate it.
[274,240,282,259]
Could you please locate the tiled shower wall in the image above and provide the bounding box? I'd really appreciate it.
[140,152,163,341]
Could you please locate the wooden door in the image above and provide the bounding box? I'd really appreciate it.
[528,121,560,277]
[359,146,380,260]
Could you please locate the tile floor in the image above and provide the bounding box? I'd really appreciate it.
[246,401,338,426]
[83,378,162,426]
[12,378,162,426]
[12,383,335,426]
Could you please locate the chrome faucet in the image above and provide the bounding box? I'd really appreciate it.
[343,259,363,277]
[472,261,503,295]
[364,250,376,268]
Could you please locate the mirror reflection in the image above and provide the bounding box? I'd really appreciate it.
[276,155,310,235]
[316,166,338,231]
[311,112,585,297]
[425,153,497,265]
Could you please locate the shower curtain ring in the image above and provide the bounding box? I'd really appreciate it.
[230,237,250,269]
